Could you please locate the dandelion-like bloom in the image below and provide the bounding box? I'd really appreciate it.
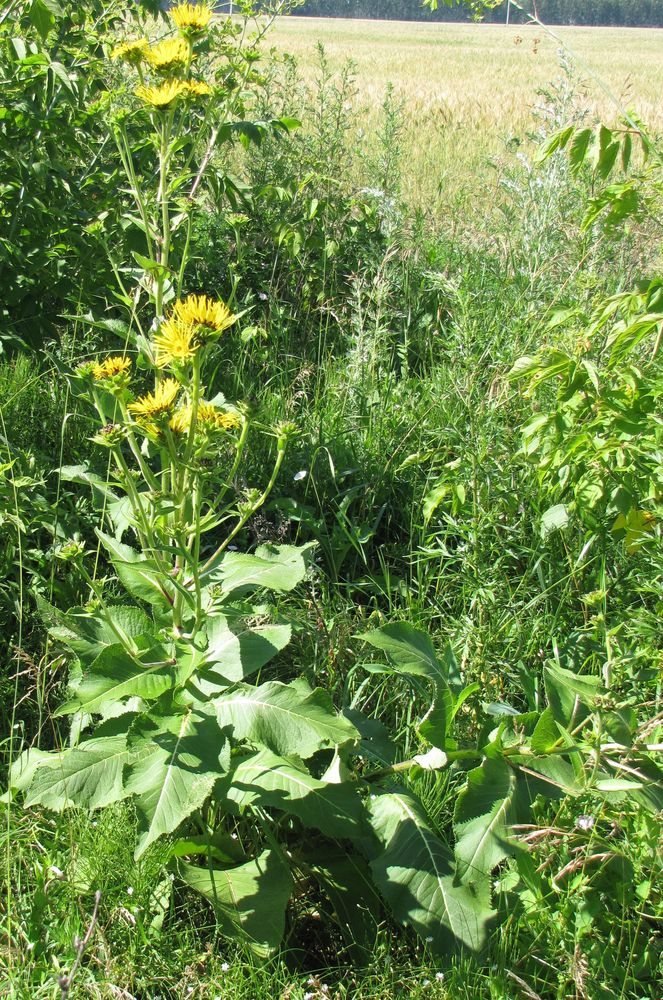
[184,80,212,98]
[173,294,238,334]
[128,378,180,421]
[170,402,240,435]
[171,3,213,33]
[135,80,187,110]
[111,39,150,65]
[154,317,199,368]
[93,356,132,381]
[146,38,191,74]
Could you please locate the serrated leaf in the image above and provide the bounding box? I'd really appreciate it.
[177,849,292,957]
[25,733,132,811]
[55,642,176,717]
[216,750,366,840]
[125,709,227,858]
[214,680,359,759]
[97,530,175,610]
[368,789,492,953]
[453,757,520,883]
[202,542,314,595]
[203,615,291,684]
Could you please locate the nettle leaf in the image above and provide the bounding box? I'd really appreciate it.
[453,757,521,884]
[214,679,359,759]
[216,749,366,841]
[25,730,132,812]
[203,542,315,596]
[97,530,175,611]
[203,614,291,685]
[55,642,177,717]
[125,709,228,858]
[368,789,492,954]
[178,849,293,958]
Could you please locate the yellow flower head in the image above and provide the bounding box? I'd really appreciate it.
[111,39,150,65]
[154,317,200,368]
[147,37,191,74]
[128,378,180,422]
[170,401,241,435]
[135,80,187,110]
[184,80,212,98]
[93,356,132,382]
[173,294,238,335]
[171,3,213,34]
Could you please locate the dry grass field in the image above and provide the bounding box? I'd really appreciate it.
[269,16,663,205]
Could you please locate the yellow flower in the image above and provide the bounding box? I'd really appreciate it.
[170,401,240,435]
[93,356,132,381]
[171,3,213,33]
[154,317,200,368]
[128,378,180,421]
[184,80,212,98]
[173,294,238,334]
[135,80,187,109]
[146,38,191,74]
[111,39,150,65]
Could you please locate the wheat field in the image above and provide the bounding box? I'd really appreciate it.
[270,17,663,205]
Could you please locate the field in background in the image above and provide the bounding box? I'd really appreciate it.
[270,17,663,206]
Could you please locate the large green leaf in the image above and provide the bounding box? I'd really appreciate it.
[37,597,153,669]
[178,849,293,957]
[202,542,314,596]
[361,623,444,684]
[368,789,491,954]
[453,757,521,884]
[24,733,132,812]
[544,661,603,726]
[203,615,291,684]
[216,750,366,840]
[55,642,177,717]
[97,531,176,611]
[214,680,359,759]
[124,709,228,858]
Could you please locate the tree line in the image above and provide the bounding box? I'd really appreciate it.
[293,1,663,27]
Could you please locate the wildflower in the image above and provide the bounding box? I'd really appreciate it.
[171,3,213,34]
[173,294,238,335]
[293,470,308,482]
[111,39,149,65]
[56,541,85,562]
[154,317,200,367]
[147,38,191,75]
[435,972,444,981]
[127,886,134,896]
[92,423,126,448]
[135,80,187,110]
[170,402,240,436]
[93,356,132,382]
[128,378,180,422]
[74,360,98,380]
[575,815,595,832]
[184,80,212,98]
[220,962,230,972]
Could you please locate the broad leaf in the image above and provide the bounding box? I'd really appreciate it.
[214,680,359,759]
[204,615,291,684]
[55,642,177,717]
[308,852,382,961]
[25,733,131,811]
[178,849,293,957]
[544,661,603,726]
[453,757,521,884]
[97,530,175,611]
[368,789,492,954]
[124,710,228,858]
[216,750,366,840]
[361,623,444,684]
[202,542,314,595]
